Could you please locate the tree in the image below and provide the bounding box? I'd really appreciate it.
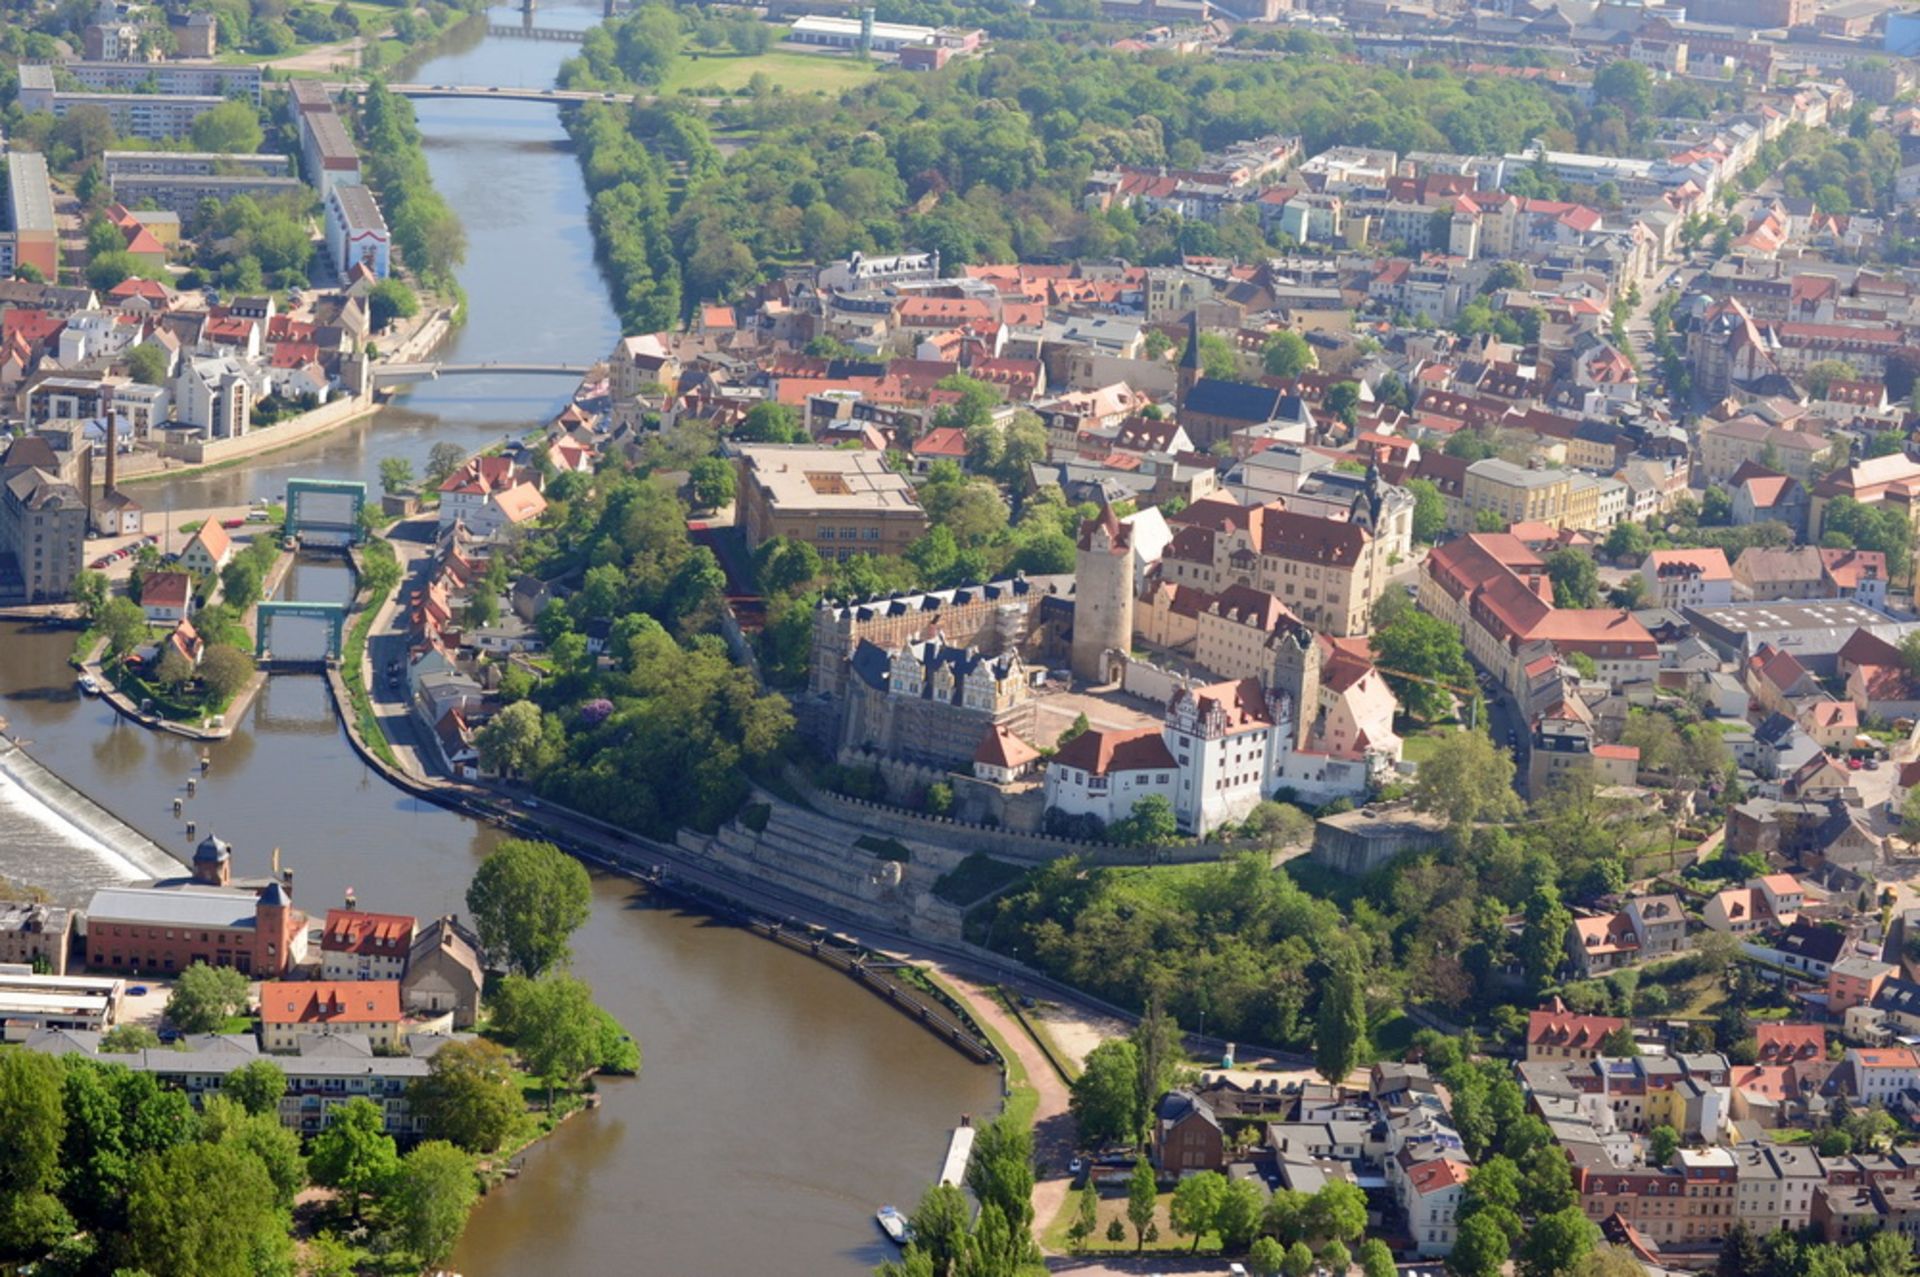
[1459,1155,1522,1240]
[1071,1039,1145,1147]
[197,1094,305,1212]
[379,456,415,495]
[1129,995,1182,1123]
[1411,730,1521,840]
[736,402,805,443]
[1113,794,1177,846]
[426,442,468,489]
[1250,1236,1288,1277]
[909,1182,970,1274]
[1647,1124,1679,1168]
[1407,478,1447,544]
[1593,60,1653,119]
[1521,1207,1598,1277]
[1546,548,1599,608]
[964,1114,1037,1253]
[1322,1240,1351,1273]
[1519,886,1572,995]
[1598,1026,1638,1058]
[1325,382,1362,427]
[499,971,602,1108]
[1197,332,1240,381]
[165,961,249,1033]
[367,278,419,330]
[1305,1180,1366,1245]
[308,1096,399,1222]
[476,701,548,780]
[1450,1213,1510,1277]
[465,839,593,976]
[1242,800,1313,853]
[1604,521,1651,563]
[1314,954,1368,1085]
[689,456,735,510]
[190,100,264,154]
[198,645,254,704]
[1805,359,1859,399]
[222,1059,286,1117]
[1068,1182,1099,1252]
[70,569,110,621]
[1283,1240,1316,1277]
[125,1140,291,1277]
[0,1051,66,1199]
[409,1038,523,1153]
[390,1140,478,1268]
[1373,611,1473,722]
[1360,1238,1397,1277]
[1170,1171,1225,1251]
[126,341,169,386]
[1215,1177,1264,1251]
[100,1023,162,1052]
[1263,329,1312,379]
[155,645,194,691]
[1126,1158,1157,1251]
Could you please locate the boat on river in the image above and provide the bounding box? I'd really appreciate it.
[876,1205,913,1246]
[76,675,99,696]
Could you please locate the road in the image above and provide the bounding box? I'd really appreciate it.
[361,515,442,780]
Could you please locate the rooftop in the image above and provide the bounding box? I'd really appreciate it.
[738,445,924,516]
[5,150,55,234]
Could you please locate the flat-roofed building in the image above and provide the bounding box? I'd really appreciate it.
[62,60,263,102]
[2,149,58,280]
[0,968,124,1040]
[734,444,928,558]
[299,108,361,196]
[104,151,301,225]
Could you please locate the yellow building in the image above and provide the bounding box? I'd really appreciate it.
[1462,458,1572,529]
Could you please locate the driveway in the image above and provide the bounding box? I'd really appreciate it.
[362,516,441,780]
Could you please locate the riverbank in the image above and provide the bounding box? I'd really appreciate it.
[118,396,380,487]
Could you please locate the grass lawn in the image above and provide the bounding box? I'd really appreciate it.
[1400,726,1462,766]
[660,48,877,96]
[1369,1008,1416,1058]
[919,967,1038,1134]
[1040,1186,1220,1256]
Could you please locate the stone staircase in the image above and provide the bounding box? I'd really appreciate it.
[702,801,923,931]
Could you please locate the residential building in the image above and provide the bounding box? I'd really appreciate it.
[140,570,193,623]
[1154,1089,1225,1174]
[319,906,416,982]
[734,444,929,558]
[1641,548,1734,611]
[1461,459,1574,531]
[401,916,484,1029]
[1844,1047,1920,1106]
[1526,1000,1626,1063]
[436,455,547,539]
[180,520,233,578]
[102,151,304,226]
[1157,491,1403,639]
[0,902,73,975]
[258,980,403,1053]
[15,66,226,141]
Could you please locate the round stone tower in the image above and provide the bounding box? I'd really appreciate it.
[1071,503,1135,685]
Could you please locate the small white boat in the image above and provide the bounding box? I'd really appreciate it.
[77,674,100,696]
[876,1205,912,1246]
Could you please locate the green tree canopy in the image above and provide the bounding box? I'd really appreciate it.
[465,839,593,977]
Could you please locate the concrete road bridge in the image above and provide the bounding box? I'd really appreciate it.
[371,361,590,386]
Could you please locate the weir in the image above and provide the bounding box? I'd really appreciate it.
[0,740,184,882]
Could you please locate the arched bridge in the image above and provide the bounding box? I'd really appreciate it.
[372,361,591,386]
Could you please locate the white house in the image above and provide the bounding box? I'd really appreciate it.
[1641,548,1734,611]
[1845,1047,1920,1106]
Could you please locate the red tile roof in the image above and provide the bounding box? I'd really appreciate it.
[260,980,402,1026]
[321,908,416,956]
[1052,726,1176,777]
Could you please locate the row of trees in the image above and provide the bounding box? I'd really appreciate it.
[357,82,467,289]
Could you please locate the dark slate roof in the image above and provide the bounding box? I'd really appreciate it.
[1872,977,1920,1018]
[1184,379,1285,424]
[1775,920,1848,966]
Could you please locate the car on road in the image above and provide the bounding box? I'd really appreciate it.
[1867,757,1881,771]
[128,985,149,996]
[1847,756,1863,771]
[542,88,556,94]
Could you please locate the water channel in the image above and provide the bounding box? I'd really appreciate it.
[0,9,1002,1271]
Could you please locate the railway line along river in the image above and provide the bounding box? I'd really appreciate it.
[0,9,1002,1271]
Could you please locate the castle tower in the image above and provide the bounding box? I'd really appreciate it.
[254,878,293,977]
[1072,503,1135,684]
[1268,624,1322,751]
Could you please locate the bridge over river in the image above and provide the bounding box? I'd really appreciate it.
[371,361,590,387]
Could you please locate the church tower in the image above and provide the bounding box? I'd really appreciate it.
[1071,503,1135,685]
[1175,310,1202,409]
[1268,623,1323,751]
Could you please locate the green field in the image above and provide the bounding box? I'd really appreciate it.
[660,48,878,96]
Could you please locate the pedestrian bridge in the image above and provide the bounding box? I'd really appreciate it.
[371,361,590,386]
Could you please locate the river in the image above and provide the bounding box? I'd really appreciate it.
[0,9,1001,1273]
